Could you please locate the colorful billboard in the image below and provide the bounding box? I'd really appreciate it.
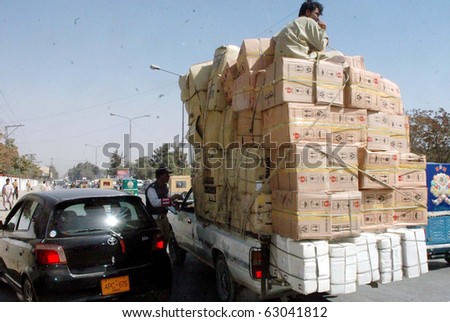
[426,163,450,213]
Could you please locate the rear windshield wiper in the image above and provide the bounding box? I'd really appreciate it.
[71,227,123,239]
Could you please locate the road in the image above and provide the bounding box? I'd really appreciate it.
[1,191,449,302]
[1,252,449,302]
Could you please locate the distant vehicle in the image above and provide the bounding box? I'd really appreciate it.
[139,181,152,193]
[53,180,66,190]
[98,178,115,190]
[0,189,172,301]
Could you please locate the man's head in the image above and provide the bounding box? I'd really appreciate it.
[299,1,323,20]
[155,167,172,183]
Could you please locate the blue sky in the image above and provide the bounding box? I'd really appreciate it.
[1,0,449,176]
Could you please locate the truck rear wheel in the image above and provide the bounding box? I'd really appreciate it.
[168,231,187,266]
[215,254,236,301]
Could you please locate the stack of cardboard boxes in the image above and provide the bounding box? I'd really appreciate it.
[179,38,427,240]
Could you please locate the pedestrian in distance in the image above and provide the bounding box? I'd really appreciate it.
[12,179,19,201]
[26,179,31,192]
[2,178,14,211]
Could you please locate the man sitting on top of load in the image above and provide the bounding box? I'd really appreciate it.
[274,1,344,62]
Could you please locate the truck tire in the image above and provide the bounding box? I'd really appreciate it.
[215,254,236,301]
[168,231,187,266]
[22,277,37,302]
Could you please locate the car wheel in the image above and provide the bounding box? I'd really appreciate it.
[215,254,236,301]
[22,278,37,302]
[168,231,187,266]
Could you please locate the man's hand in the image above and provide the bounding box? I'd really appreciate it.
[170,194,182,202]
[318,20,327,31]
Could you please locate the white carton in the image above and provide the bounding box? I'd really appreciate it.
[376,233,403,283]
[329,242,357,294]
[387,228,428,277]
[343,233,380,285]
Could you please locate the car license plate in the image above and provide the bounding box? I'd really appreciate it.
[101,275,130,296]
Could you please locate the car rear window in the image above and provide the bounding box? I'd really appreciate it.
[47,198,155,237]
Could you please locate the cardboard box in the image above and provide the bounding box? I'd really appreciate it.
[221,61,238,104]
[399,153,426,169]
[390,135,410,153]
[329,243,357,295]
[271,191,361,240]
[262,58,315,110]
[344,56,365,70]
[379,77,403,115]
[376,233,403,283]
[387,228,428,277]
[236,38,275,75]
[361,189,394,211]
[343,233,380,285]
[219,107,237,148]
[328,168,359,192]
[389,114,409,136]
[367,130,391,151]
[359,169,396,190]
[207,45,240,112]
[270,168,329,191]
[361,209,394,231]
[367,111,390,131]
[232,70,258,112]
[394,188,428,208]
[358,148,399,170]
[316,61,345,106]
[261,103,366,146]
[236,110,262,137]
[395,170,427,188]
[203,110,225,145]
[393,206,428,226]
[270,143,358,169]
[188,61,213,99]
[344,68,381,110]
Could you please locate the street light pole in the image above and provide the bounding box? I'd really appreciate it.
[149,64,186,169]
[109,113,150,168]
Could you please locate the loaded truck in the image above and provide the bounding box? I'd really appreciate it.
[167,39,430,301]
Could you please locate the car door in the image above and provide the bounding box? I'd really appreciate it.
[168,189,196,254]
[0,196,43,286]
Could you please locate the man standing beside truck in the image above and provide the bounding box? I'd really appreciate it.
[145,167,181,242]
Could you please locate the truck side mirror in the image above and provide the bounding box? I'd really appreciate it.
[167,206,178,215]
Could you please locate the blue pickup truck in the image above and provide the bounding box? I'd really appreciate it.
[425,163,450,263]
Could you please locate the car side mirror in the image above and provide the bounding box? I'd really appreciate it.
[6,223,15,232]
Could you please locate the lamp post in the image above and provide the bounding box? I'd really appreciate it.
[149,64,186,169]
[85,144,102,167]
[109,113,150,167]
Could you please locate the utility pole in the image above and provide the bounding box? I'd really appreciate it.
[4,124,24,143]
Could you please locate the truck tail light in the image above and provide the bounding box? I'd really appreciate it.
[35,244,67,265]
[153,232,166,251]
[250,248,263,279]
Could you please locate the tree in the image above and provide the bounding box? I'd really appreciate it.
[106,149,123,177]
[0,138,19,175]
[408,108,450,163]
[68,162,100,181]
